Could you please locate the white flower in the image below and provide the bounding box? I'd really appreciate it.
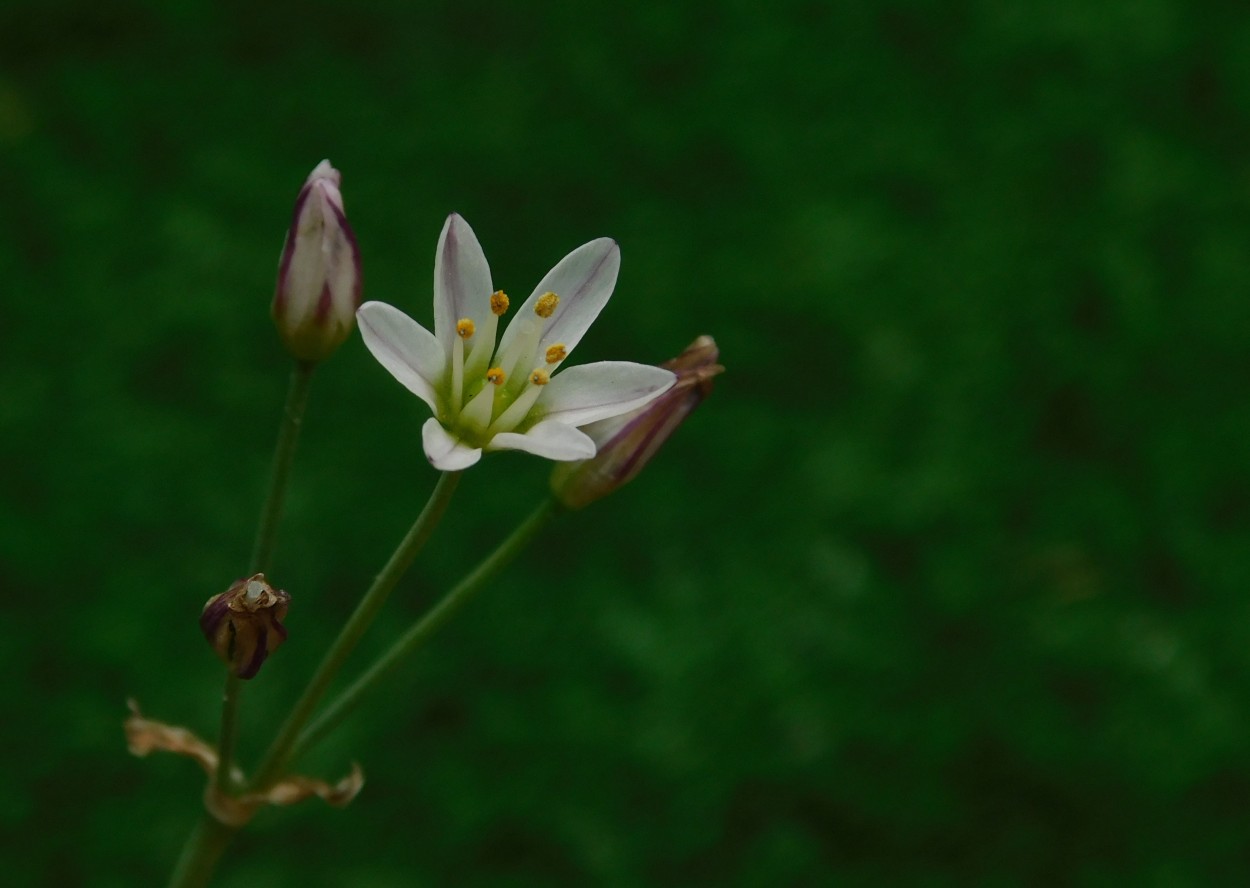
[357,214,676,471]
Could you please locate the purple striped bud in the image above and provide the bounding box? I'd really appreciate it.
[272,160,362,362]
[550,335,724,509]
[200,574,291,679]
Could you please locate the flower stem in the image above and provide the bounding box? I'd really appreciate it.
[213,674,243,792]
[249,470,463,790]
[288,496,562,764]
[215,360,316,797]
[166,816,237,888]
[251,360,317,574]
[166,362,317,888]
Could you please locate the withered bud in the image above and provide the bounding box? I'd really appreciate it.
[200,574,291,679]
[550,335,724,509]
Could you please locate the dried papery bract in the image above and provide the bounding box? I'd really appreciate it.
[272,160,363,362]
[550,335,724,509]
[124,701,363,827]
[200,574,291,679]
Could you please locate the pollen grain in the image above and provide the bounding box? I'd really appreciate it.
[535,292,559,318]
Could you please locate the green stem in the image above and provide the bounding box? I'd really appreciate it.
[166,817,238,888]
[167,362,317,888]
[289,497,562,763]
[214,360,315,797]
[213,674,242,793]
[249,470,463,790]
[250,360,317,574]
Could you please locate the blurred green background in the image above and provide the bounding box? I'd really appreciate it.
[4,0,1250,884]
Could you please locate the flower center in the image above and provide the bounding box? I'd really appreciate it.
[448,289,565,445]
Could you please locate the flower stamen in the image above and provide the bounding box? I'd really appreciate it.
[488,370,550,435]
[497,318,540,384]
[451,333,465,412]
[545,344,567,364]
[490,290,510,316]
[535,292,559,318]
[456,318,475,338]
[486,367,506,386]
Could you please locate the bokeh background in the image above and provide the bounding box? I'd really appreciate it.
[4,1,1250,884]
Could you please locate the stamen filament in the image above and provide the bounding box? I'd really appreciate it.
[451,334,464,413]
[460,379,495,433]
[465,318,498,381]
[488,373,548,435]
[497,318,541,385]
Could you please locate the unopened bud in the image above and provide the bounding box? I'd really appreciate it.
[272,160,363,362]
[550,335,724,509]
[200,574,291,679]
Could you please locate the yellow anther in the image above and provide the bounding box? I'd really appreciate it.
[535,292,559,318]
[545,344,567,364]
[456,318,475,339]
[490,290,510,316]
[529,369,550,386]
[486,367,506,385]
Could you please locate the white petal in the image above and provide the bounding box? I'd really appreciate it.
[433,214,493,352]
[358,302,446,414]
[422,418,482,471]
[536,361,675,427]
[497,238,619,361]
[487,419,596,461]
[575,410,634,450]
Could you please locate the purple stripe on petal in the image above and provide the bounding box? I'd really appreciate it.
[327,200,363,308]
[239,628,268,680]
[274,184,314,311]
[315,281,333,322]
[199,596,232,639]
[544,242,615,333]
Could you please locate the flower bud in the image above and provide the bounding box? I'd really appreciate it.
[550,335,724,509]
[272,160,362,362]
[200,574,291,679]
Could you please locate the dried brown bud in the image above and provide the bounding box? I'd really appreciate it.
[199,574,291,679]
